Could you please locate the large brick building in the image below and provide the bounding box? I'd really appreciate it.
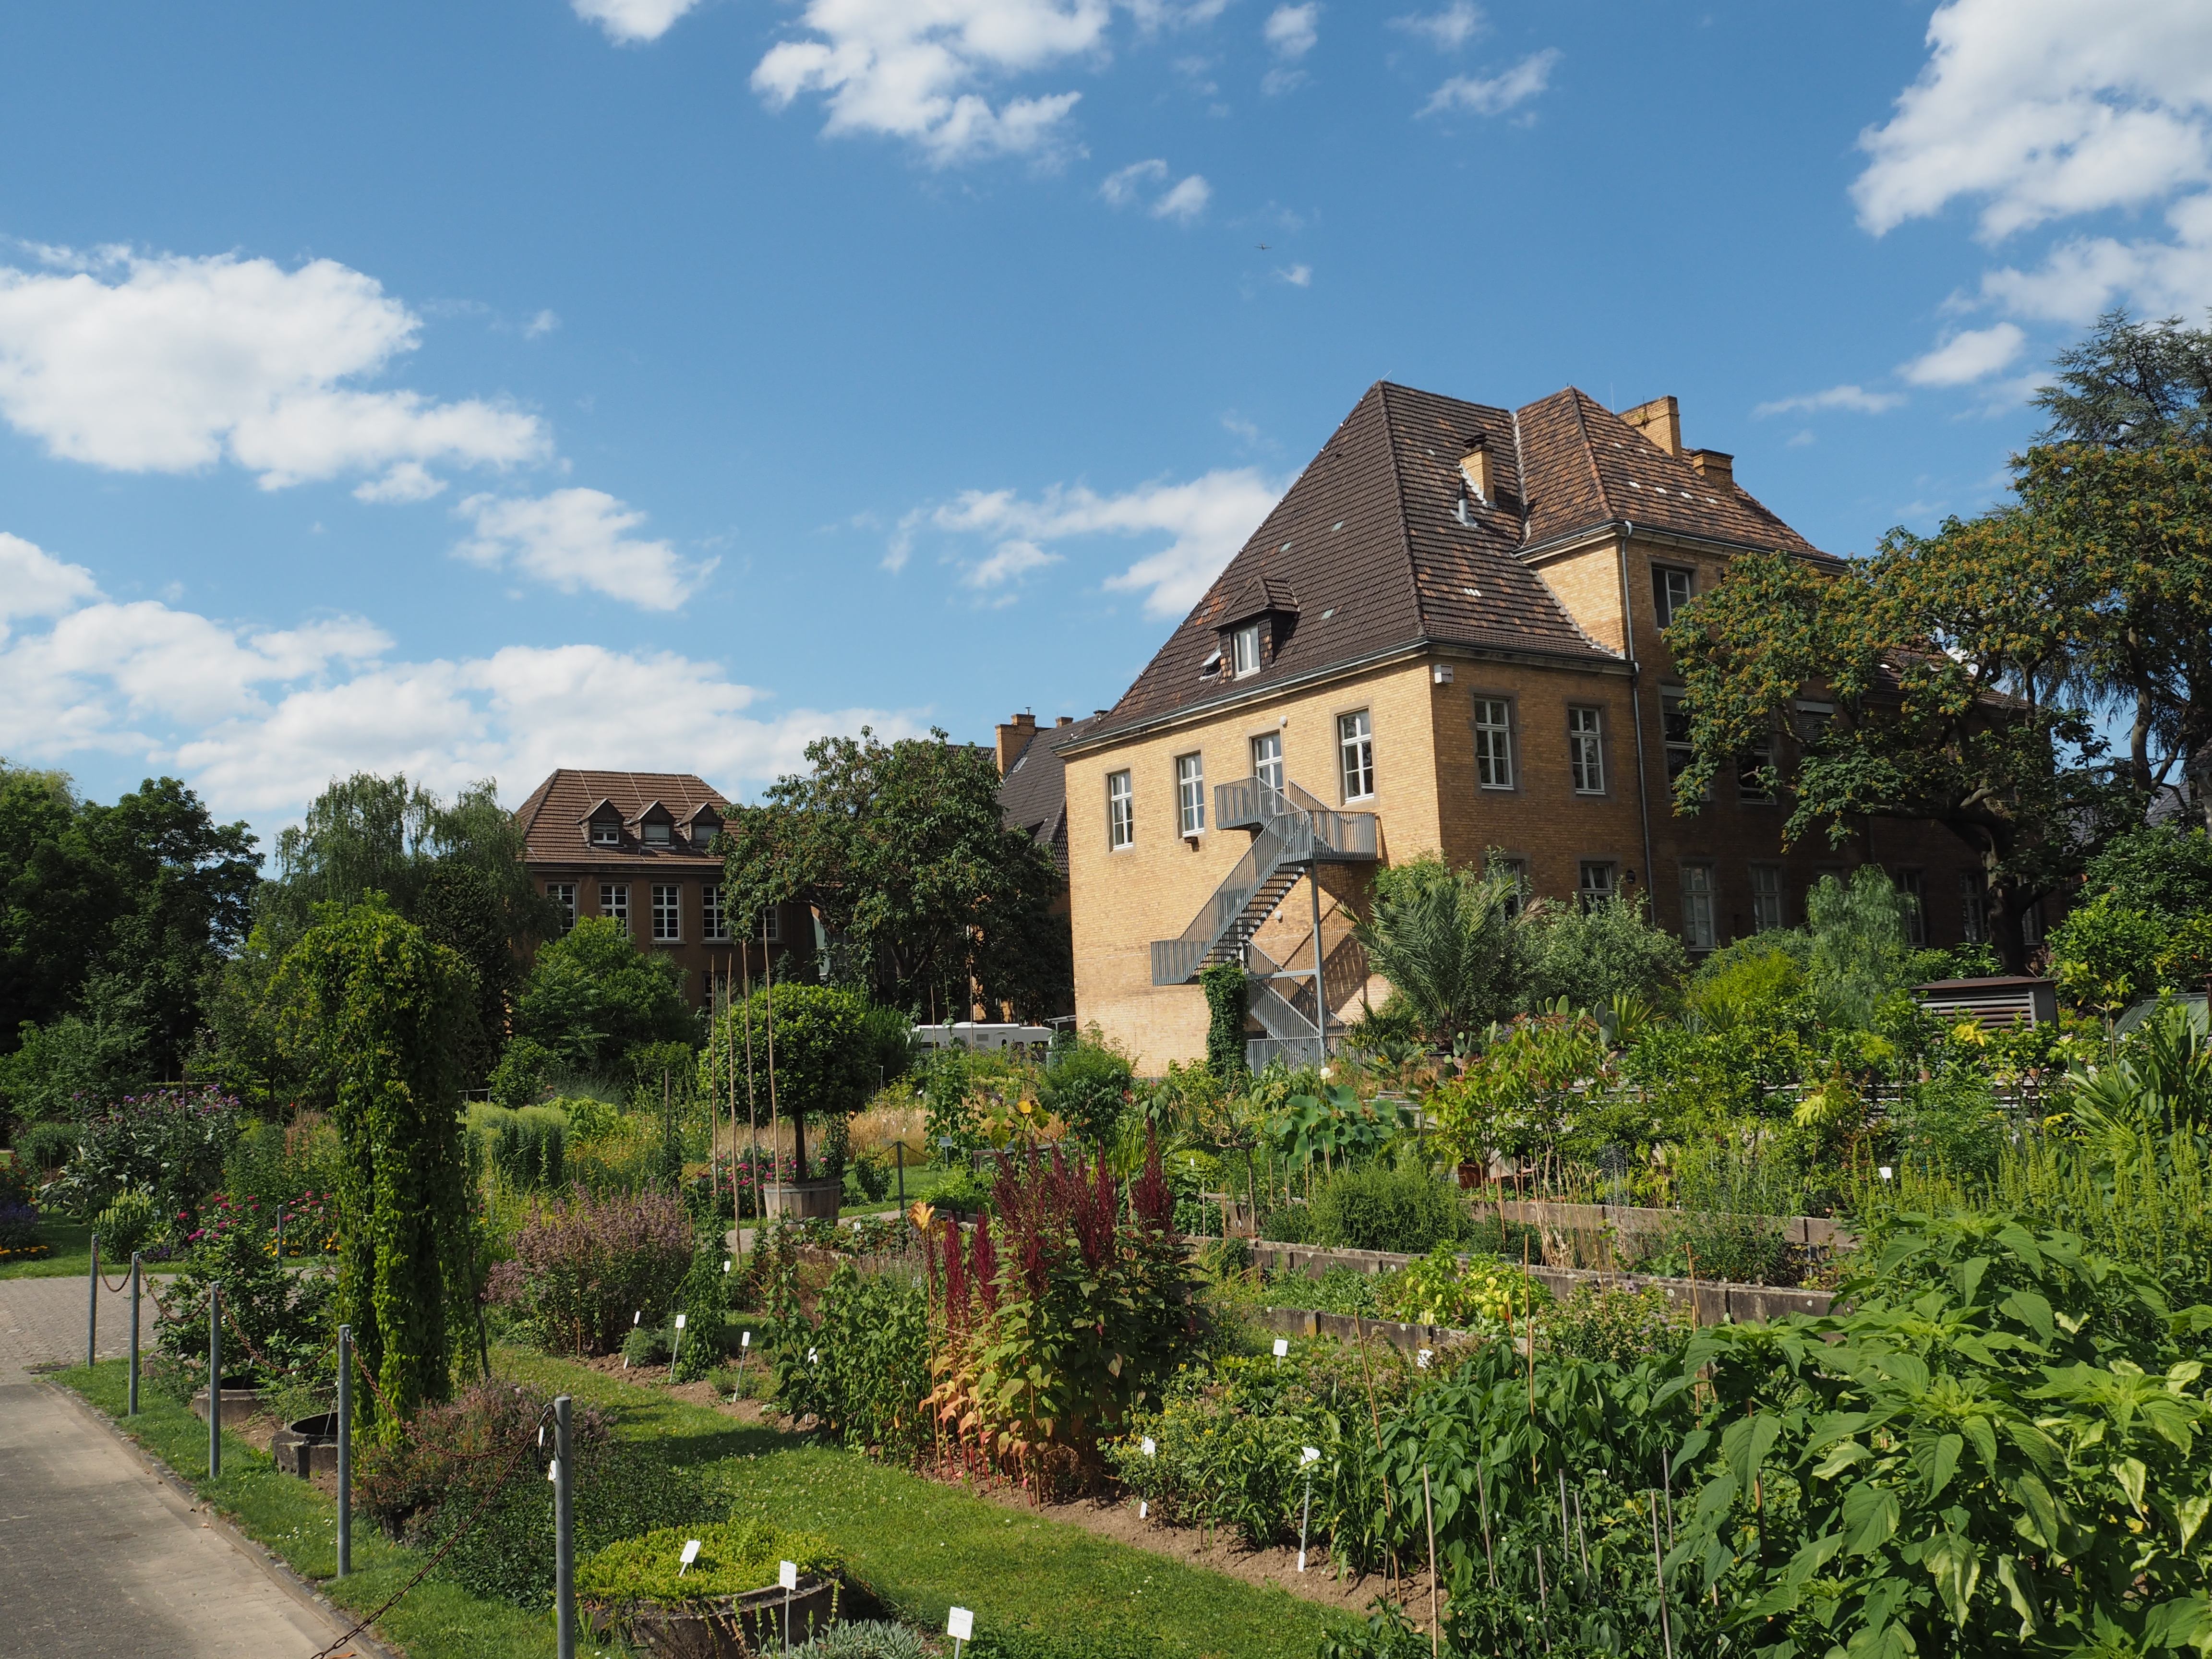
[1059,382,1976,1070]
[516,769,805,1007]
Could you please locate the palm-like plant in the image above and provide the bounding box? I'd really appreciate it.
[1351,856,1520,1050]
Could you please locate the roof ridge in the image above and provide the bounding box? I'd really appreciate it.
[1563,388,1615,524]
[1376,381,1430,638]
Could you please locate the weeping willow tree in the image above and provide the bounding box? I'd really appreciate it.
[1351,855,1521,1049]
[295,897,476,1434]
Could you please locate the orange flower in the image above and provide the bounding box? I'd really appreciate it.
[908,1201,937,1232]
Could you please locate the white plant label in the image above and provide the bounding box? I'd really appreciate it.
[1417,1348,1432,1370]
[741,1331,751,1348]
[673,1313,686,1330]
[724,1260,732,1273]
[1301,1445,1321,1465]
[779,1560,799,1591]
[1140,1437,1156,1457]
[679,1539,700,1575]
[1879,1166,1895,1181]
[538,1425,545,1447]
[808,1347,819,1364]
[633,1311,641,1325]
[1273,1339,1289,1359]
[948,1607,975,1641]
[547,1459,559,1483]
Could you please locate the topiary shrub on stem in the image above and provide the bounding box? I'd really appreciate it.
[1198,962,1249,1083]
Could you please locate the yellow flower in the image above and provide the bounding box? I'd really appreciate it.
[909,1201,937,1231]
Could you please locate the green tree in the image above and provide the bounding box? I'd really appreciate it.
[1806,865,1915,1027]
[706,983,870,1181]
[514,916,695,1074]
[720,728,1068,1020]
[2048,890,2170,1020]
[1662,532,2124,968]
[2078,822,2212,922]
[2032,307,2212,450]
[1350,855,1520,1048]
[294,899,474,1432]
[1519,891,1686,1013]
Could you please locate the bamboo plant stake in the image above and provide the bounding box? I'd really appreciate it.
[763,912,780,1195]
[1422,1465,1439,1659]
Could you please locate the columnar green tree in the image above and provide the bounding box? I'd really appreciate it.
[296,898,475,1432]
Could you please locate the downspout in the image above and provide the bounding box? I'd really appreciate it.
[1615,521,1658,911]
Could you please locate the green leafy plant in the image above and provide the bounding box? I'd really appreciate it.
[483,1187,692,1356]
[1378,1245,1544,1329]
[776,1262,932,1458]
[577,1519,842,1605]
[1309,1165,1471,1256]
[43,1086,240,1229]
[1200,962,1250,1082]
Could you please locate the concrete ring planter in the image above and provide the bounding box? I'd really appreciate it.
[271,1411,339,1478]
[586,1575,840,1658]
[190,1385,263,1428]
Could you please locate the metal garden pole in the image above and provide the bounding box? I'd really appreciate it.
[336,1324,351,1576]
[554,1395,576,1659]
[128,1253,141,1414]
[87,1233,98,1369]
[208,1283,222,1479]
[895,1142,905,1211]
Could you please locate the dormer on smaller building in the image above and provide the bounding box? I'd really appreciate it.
[632,801,678,848]
[1216,573,1300,682]
[580,799,624,848]
[682,802,724,849]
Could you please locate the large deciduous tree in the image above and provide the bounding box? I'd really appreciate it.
[720,728,1068,1020]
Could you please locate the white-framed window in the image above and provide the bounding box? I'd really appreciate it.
[600,883,630,930]
[548,882,577,931]
[2021,899,2044,947]
[1652,565,1694,627]
[760,907,782,943]
[1960,874,1988,944]
[1661,692,1701,796]
[1231,622,1262,678]
[1567,706,1604,794]
[1737,733,1776,803]
[1338,710,1375,801]
[1473,697,1515,789]
[1493,856,1530,919]
[651,884,681,941]
[643,820,672,846]
[703,883,728,941]
[1577,861,1616,909]
[590,818,620,847]
[1679,864,1716,950]
[1749,865,1785,934]
[1897,869,1926,948]
[1175,753,1206,837]
[1250,731,1283,793]
[1107,770,1135,849]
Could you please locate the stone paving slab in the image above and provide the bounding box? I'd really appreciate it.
[0,1274,362,1659]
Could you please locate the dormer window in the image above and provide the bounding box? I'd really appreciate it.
[1231,622,1262,677]
[642,821,671,846]
[591,820,620,847]
[691,826,715,848]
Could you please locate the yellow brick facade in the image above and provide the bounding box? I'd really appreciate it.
[1066,529,1974,1068]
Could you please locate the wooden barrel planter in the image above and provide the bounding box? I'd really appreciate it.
[585,1575,840,1658]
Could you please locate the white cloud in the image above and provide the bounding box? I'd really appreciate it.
[0,248,547,489]
[1264,4,1318,58]
[0,527,907,820]
[1852,0,2212,240]
[750,0,1109,166]
[0,532,99,625]
[927,468,1284,617]
[1101,158,1169,205]
[353,460,448,504]
[1421,48,1559,118]
[572,0,702,44]
[962,538,1060,593]
[1751,383,1908,419]
[1100,158,1209,221]
[524,309,561,339]
[1153,174,1212,222]
[1276,263,1312,287]
[1899,322,2027,386]
[456,489,712,611]
[1974,192,2212,322]
[1391,1,1483,51]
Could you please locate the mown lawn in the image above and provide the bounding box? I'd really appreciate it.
[58,1348,1351,1659]
[1,1219,99,1280]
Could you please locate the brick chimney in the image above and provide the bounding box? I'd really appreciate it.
[995,711,1038,775]
[1621,395,1683,457]
[1686,449,1734,488]
[1459,437,1493,503]
[1055,715,1073,727]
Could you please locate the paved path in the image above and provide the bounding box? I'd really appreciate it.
[0,1274,357,1659]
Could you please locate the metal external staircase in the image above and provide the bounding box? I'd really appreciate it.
[1150,778,1378,1058]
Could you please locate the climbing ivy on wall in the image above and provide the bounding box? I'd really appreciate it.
[1198,961,1248,1082]
[295,896,474,1435]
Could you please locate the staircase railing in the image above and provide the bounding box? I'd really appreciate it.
[1149,812,1311,985]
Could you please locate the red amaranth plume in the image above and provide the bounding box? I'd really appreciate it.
[1073,1155,1116,1270]
[970,1212,999,1315]
[941,1219,969,1328]
[1133,1127,1174,1232]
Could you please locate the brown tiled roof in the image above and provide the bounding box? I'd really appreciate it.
[997,714,1106,875]
[516,769,731,863]
[1094,380,1833,737]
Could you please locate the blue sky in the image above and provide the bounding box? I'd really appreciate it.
[1,0,2207,844]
